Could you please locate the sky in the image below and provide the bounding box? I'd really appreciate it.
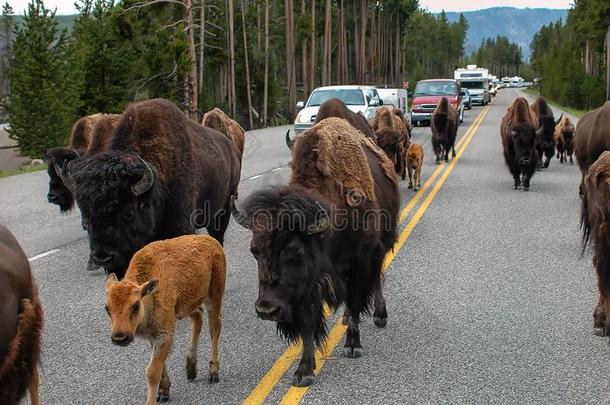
[5,0,573,15]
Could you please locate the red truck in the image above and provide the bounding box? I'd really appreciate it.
[410,79,464,126]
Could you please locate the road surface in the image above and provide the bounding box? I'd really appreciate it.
[0,89,607,404]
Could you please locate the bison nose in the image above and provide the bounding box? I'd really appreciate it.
[92,252,114,266]
[111,332,133,347]
[255,301,280,321]
[47,192,59,203]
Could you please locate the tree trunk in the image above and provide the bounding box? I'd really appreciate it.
[309,0,316,90]
[263,0,269,126]
[321,0,332,86]
[185,0,199,120]
[607,25,610,101]
[227,0,237,117]
[240,0,253,129]
[198,0,205,101]
[285,0,297,119]
[357,0,366,84]
[301,0,308,96]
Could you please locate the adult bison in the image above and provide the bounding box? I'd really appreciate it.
[575,101,610,196]
[233,117,399,387]
[431,97,458,164]
[44,114,119,212]
[202,107,245,160]
[56,98,241,278]
[581,151,610,337]
[370,107,411,179]
[0,225,43,405]
[554,115,575,164]
[501,97,540,191]
[285,98,374,149]
[531,96,561,169]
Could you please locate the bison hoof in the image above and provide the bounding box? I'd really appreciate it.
[341,314,349,326]
[186,361,197,380]
[208,371,220,383]
[413,187,419,192]
[374,316,388,328]
[401,175,406,180]
[156,394,170,403]
[292,374,315,387]
[408,184,413,189]
[343,346,363,358]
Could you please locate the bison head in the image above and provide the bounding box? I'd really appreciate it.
[511,123,538,168]
[69,152,159,276]
[104,273,158,346]
[43,147,80,212]
[375,128,403,168]
[562,126,575,150]
[232,188,336,341]
[433,112,450,136]
[537,115,557,149]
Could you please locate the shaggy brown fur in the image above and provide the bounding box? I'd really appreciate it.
[575,101,610,196]
[554,115,575,164]
[314,98,375,139]
[105,235,226,405]
[0,225,43,405]
[290,117,397,206]
[371,107,411,179]
[582,152,610,337]
[202,107,245,159]
[406,143,424,191]
[69,114,120,152]
[431,97,458,164]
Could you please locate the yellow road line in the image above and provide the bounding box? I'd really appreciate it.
[279,105,490,404]
[241,107,490,405]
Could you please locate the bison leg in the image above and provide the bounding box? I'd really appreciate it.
[208,203,232,246]
[543,151,552,168]
[407,165,414,189]
[205,300,222,383]
[433,142,441,164]
[157,365,171,403]
[373,287,388,328]
[343,312,363,358]
[595,255,610,338]
[146,336,173,405]
[593,291,606,330]
[416,163,422,189]
[569,153,574,164]
[293,329,316,387]
[186,307,204,380]
[30,365,40,405]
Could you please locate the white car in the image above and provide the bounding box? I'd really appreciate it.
[291,85,383,137]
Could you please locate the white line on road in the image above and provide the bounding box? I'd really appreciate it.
[271,167,283,172]
[248,174,263,180]
[28,249,59,262]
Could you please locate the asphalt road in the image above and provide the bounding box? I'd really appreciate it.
[0,89,606,404]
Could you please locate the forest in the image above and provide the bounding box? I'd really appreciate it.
[530,0,610,111]
[0,0,475,157]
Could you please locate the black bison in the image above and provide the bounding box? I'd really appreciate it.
[44,114,119,212]
[370,107,411,180]
[0,225,43,405]
[56,98,241,278]
[431,97,458,164]
[575,101,610,196]
[233,117,399,387]
[554,115,575,164]
[285,98,375,149]
[202,107,245,160]
[581,151,610,337]
[531,96,561,169]
[501,97,540,191]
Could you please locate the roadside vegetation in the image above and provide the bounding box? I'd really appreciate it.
[530,0,609,111]
[524,88,588,118]
[0,162,46,178]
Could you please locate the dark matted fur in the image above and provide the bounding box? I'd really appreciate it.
[314,98,376,140]
[69,99,241,277]
[531,97,557,168]
[501,97,539,191]
[44,114,120,212]
[376,127,405,177]
[575,101,610,196]
[0,225,43,405]
[431,97,458,163]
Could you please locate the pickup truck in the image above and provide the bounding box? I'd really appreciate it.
[410,79,464,126]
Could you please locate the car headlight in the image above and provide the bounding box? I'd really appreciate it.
[295,113,308,124]
[412,104,422,111]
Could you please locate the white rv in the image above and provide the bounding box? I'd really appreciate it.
[376,87,409,120]
[454,65,491,105]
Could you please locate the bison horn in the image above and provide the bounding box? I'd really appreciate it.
[230,195,251,229]
[131,157,155,196]
[285,130,295,150]
[306,202,330,235]
[555,113,564,127]
[53,152,79,193]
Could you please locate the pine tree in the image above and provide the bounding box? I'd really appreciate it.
[7,0,81,157]
[0,2,14,119]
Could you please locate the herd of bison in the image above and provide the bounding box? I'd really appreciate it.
[1,93,610,404]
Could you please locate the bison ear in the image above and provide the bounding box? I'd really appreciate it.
[306,202,331,235]
[105,273,118,290]
[141,279,159,297]
[131,157,155,196]
[231,195,252,229]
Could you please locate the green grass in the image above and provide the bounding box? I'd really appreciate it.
[523,88,588,118]
[0,163,47,178]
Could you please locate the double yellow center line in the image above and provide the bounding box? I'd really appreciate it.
[243,105,491,405]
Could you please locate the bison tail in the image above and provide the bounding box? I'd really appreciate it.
[0,297,43,404]
[580,187,592,256]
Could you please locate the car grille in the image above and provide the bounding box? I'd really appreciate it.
[422,104,437,111]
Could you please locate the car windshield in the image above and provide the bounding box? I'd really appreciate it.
[414,82,457,96]
[461,81,484,90]
[307,89,365,107]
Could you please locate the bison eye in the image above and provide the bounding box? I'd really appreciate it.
[131,302,140,315]
[124,210,135,221]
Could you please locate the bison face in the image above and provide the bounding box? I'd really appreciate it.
[232,188,331,328]
[562,129,575,149]
[105,273,158,346]
[44,147,80,212]
[70,153,160,276]
[433,112,450,136]
[511,124,537,167]
[538,116,556,146]
[376,128,402,167]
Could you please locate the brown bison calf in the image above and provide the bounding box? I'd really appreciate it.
[104,235,226,405]
[554,115,575,164]
[406,143,424,191]
[0,225,43,405]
